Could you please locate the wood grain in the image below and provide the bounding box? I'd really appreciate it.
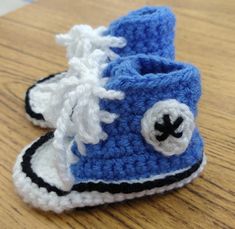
[0,0,234,228]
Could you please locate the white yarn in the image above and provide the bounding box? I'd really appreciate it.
[52,50,124,190]
[141,99,195,156]
[56,24,126,60]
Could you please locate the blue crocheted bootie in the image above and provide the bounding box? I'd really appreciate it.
[13,54,206,213]
[25,6,175,128]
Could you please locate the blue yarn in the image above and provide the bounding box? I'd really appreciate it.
[70,55,203,182]
[106,6,175,59]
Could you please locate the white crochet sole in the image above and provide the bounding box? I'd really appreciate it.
[13,133,206,213]
[25,72,66,128]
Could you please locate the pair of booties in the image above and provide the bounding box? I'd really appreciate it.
[13,6,206,213]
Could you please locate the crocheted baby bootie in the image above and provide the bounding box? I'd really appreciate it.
[13,54,206,213]
[25,6,175,128]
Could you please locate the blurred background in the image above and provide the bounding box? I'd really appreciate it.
[0,0,35,16]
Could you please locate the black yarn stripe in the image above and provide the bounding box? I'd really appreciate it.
[21,131,202,196]
[173,116,184,129]
[154,115,184,141]
[25,71,65,120]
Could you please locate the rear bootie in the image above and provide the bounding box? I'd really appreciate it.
[25,6,176,128]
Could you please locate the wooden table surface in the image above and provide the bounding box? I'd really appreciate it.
[0,0,234,228]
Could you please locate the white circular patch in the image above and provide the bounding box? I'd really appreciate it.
[141,99,195,156]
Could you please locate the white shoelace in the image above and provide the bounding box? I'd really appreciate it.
[39,25,126,190]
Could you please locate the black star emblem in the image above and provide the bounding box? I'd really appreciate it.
[154,114,184,141]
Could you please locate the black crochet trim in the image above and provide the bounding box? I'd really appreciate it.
[21,132,202,196]
[25,72,65,121]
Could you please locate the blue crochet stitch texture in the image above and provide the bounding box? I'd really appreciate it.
[70,55,203,182]
[106,6,175,59]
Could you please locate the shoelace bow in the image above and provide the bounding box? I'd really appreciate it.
[38,24,126,127]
